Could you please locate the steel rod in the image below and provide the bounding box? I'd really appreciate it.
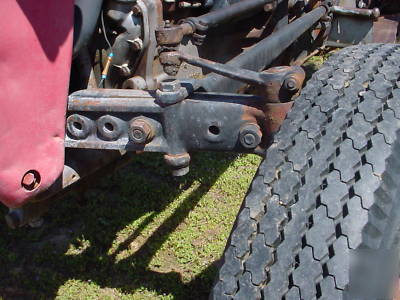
[196,5,327,92]
[191,0,276,29]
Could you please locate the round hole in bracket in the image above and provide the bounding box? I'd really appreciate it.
[208,125,220,135]
[73,122,83,130]
[104,122,114,132]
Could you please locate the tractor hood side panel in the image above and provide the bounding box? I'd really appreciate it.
[0,0,74,208]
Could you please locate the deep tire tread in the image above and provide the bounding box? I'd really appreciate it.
[211,44,400,299]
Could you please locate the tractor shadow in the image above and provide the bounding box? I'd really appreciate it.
[0,152,240,299]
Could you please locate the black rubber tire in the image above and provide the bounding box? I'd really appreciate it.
[211,44,400,299]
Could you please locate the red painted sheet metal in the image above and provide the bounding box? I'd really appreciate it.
[0,1,74,208]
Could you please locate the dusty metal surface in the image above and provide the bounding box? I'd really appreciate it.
[331,5,380,18]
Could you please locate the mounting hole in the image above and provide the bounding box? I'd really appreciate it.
[104,122,114,132]
[21,170,41,191]
[208,125,220,136]
[73,122,83,130]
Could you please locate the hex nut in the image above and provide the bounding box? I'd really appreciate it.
[66,114,94,140]
[97,115,123,141]
[129,119,154,144]
[156,79,188,105]
[159,79,181,92]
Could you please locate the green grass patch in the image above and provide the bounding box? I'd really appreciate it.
[0,152,261,299]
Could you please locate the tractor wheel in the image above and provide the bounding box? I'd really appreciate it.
[211,44,400,299]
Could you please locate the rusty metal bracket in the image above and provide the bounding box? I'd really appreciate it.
[158,52,305,103]
[330,6,380,19]
[65,88,293,175]
[178,53,305,100]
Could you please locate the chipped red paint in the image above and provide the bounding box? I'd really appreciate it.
[0,0,74,208]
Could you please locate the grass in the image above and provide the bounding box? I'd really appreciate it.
[0,152,261,299]
[0,54,325,300]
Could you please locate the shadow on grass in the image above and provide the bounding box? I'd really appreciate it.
[0,152,239,299]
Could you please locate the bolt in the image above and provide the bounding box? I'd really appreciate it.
[372,7,380,19]
[131,5,141,16]
[115,64,131,77]
[129,119,154,144]
[128,38,143,51]
[21,171,40,191]
[284,77,299,92]
[239,124,262,149]
[159,79,181,92]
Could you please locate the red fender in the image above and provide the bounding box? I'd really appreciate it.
[0,1,74,208]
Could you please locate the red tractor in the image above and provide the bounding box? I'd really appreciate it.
[1,0,400,298]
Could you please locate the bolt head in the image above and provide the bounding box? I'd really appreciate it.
[21,171,40,191]
[131,5,141,15]
[239,124,262,149]
[159,79,181,92]
[372,8,380,18]
[243,133,256,146]
[22,172,35,186]
[284,78,298,91]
